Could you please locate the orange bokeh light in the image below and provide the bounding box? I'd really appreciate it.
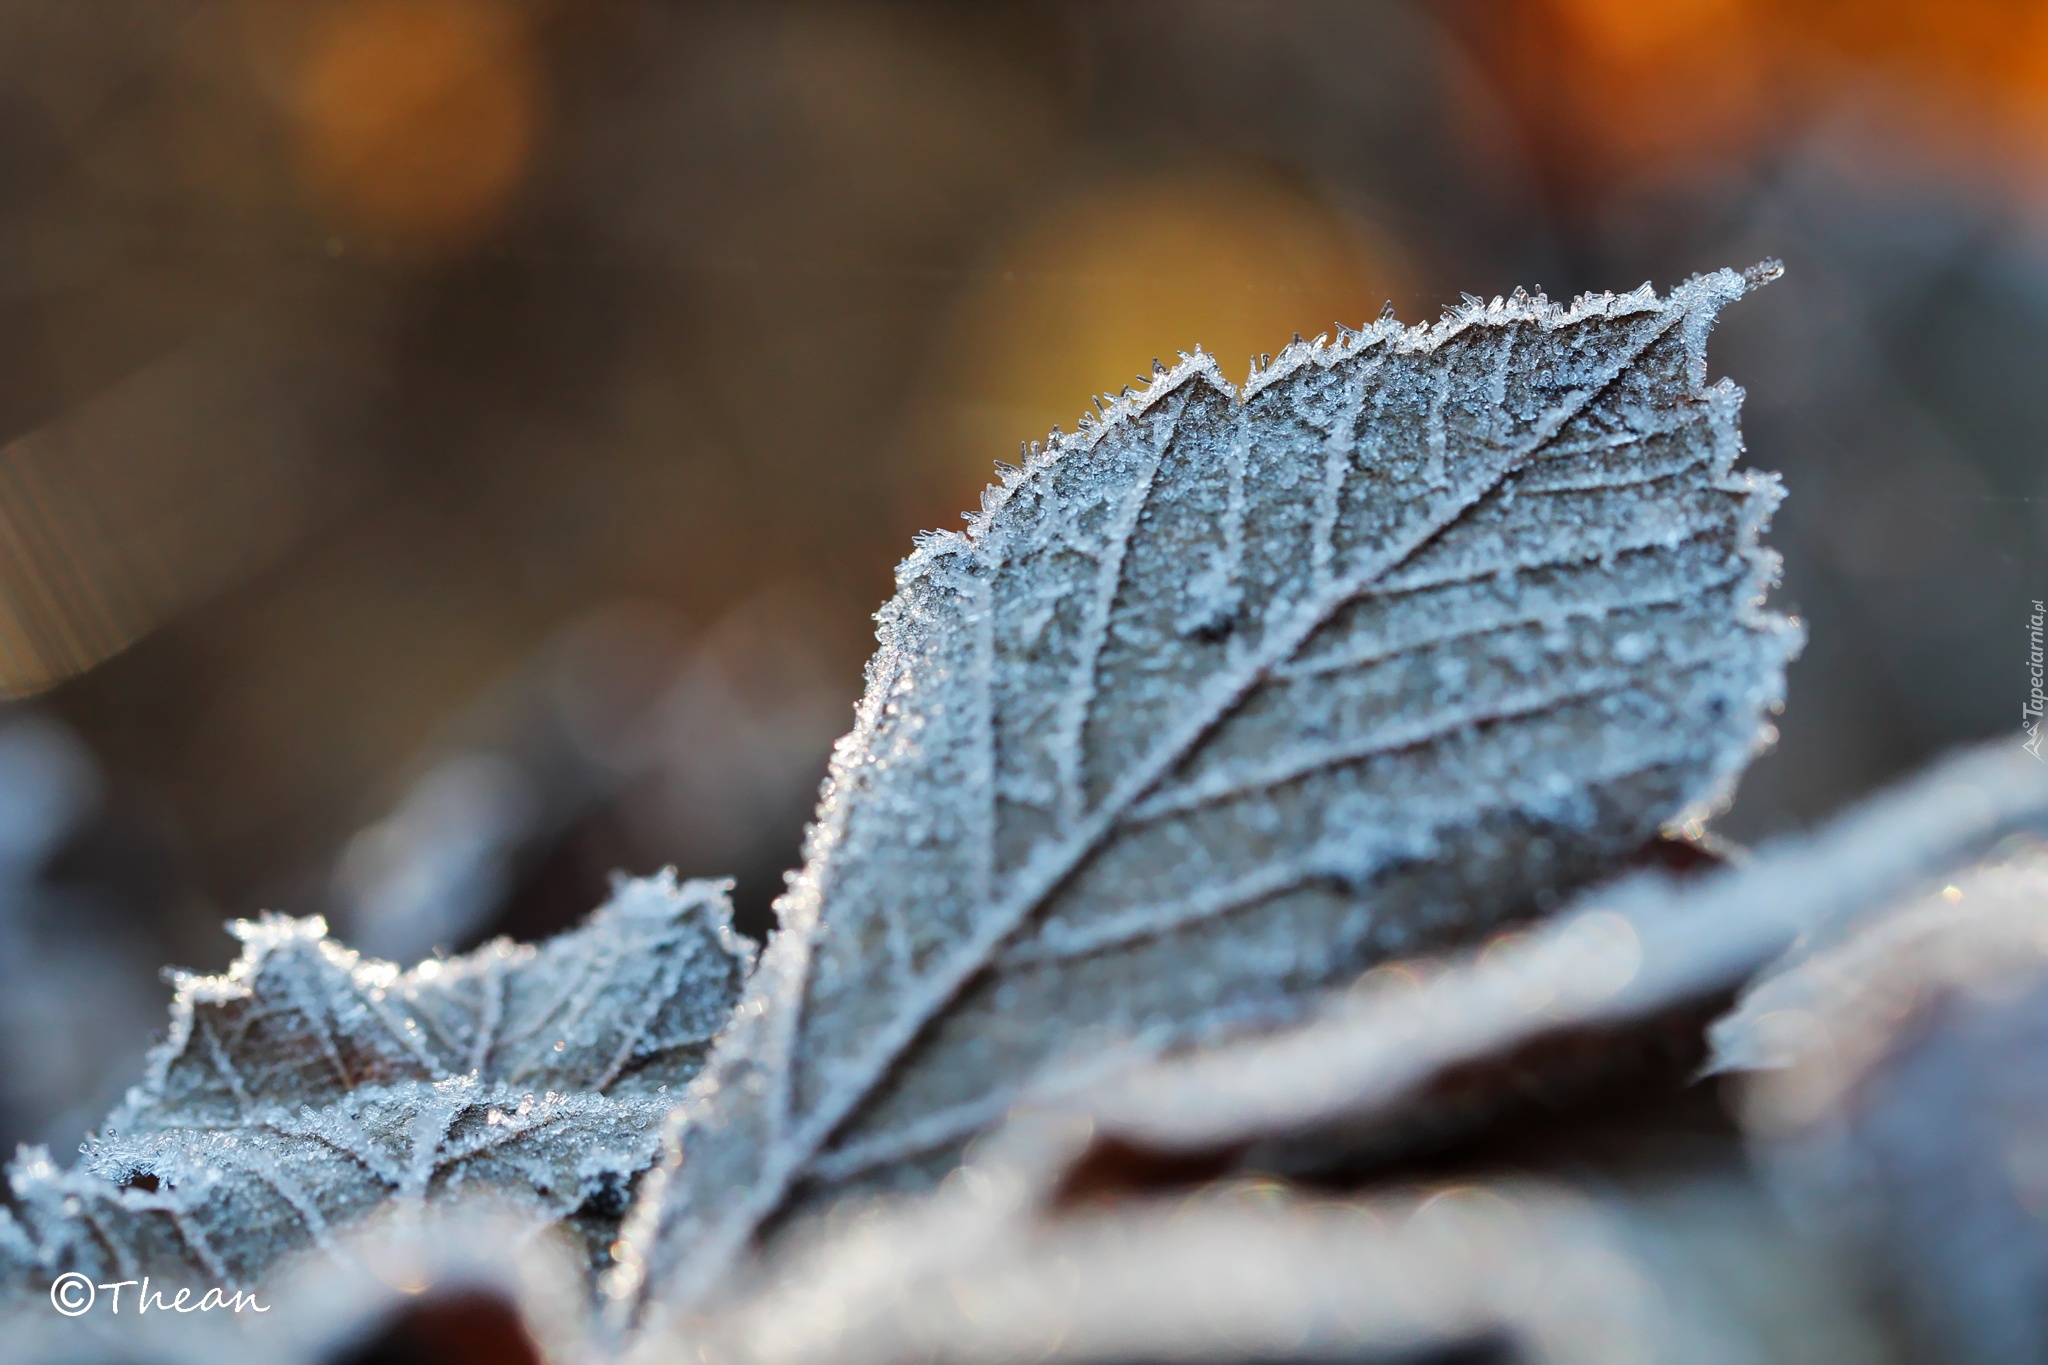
[926,172,1403,512]
[1461,0,2048,200]
[292,0,539,248]
[1549,0,1751,64]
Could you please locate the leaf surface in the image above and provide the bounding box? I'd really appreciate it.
[619,265,1802,1310]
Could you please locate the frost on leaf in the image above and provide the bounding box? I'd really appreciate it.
[617,265,1803,1311]
[0,872,751,1297]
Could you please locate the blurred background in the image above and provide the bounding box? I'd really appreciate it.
[0,0,2042,1156]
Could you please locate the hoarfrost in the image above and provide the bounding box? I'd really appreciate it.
[615,264,1802,1313]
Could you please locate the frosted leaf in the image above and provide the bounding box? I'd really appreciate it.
[1712,846,2048,1365]
[1061,742,2048,1170]
[1712,844,2048,1091]
[650,1161,1836,1365]
[0,872,751,1299]
[617,265,1803,1311]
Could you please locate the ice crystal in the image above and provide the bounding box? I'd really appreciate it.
[0,872,751,1297]
[616,265,1803,1312]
